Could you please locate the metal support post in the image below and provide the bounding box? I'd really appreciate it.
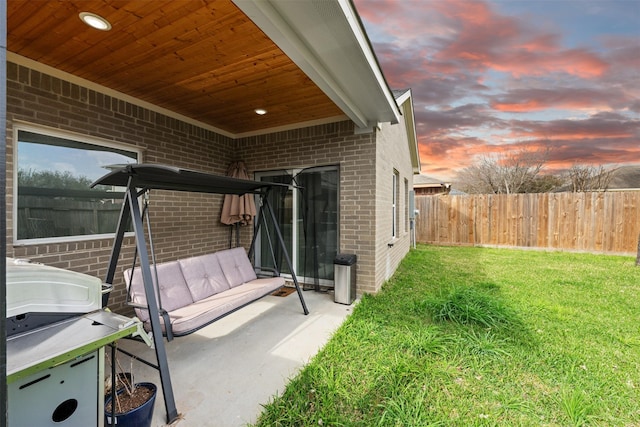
[126,184,179,423]
[263,194,309,315]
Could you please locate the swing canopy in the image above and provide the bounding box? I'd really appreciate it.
[93,163,288,195]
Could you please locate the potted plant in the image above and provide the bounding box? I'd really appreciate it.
[105,351,157,427]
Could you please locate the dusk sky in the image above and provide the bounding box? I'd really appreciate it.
[354,0,640,181]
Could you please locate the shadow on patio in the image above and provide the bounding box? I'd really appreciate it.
[114,290,354,427]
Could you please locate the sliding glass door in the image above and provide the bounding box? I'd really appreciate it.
[256,166,339,287]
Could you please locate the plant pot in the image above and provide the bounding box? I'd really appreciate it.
[105,382,156,427]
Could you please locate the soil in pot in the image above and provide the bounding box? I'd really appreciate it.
[105,383,155,415]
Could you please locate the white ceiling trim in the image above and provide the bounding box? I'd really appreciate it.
[234,114,349,139]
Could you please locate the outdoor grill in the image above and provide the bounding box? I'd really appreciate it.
[5,258,142,427]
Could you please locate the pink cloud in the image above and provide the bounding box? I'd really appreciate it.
[427,1,609,78]
[489,49,608,78]
[419,111,640,179]
[517,34,560,53]
[354,0,639,181]
[420,132,640,180]
[510,112,639,140]
[490,87,630,112]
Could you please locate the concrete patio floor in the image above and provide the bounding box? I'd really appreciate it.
[114,289,354,427]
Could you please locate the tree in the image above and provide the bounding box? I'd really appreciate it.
[18,168,93,189]
[566,164,615,192]
[527,174,564,193]
[455,147,552,194]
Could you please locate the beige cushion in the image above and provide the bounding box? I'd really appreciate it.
[178,253,230,300]
[125,249,284,336]
[124,261,193,322]
[147,276,285,335]
[216,247,258,288]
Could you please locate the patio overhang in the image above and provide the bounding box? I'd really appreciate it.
[233,0,402,132]
[6,0,401,137]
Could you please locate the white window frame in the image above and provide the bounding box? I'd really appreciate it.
[392,170,399,239]
[13,122,142,245]
[404,178,409,233]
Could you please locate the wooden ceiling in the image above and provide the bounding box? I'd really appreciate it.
[7,0,344,135]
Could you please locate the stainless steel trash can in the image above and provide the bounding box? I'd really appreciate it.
[334,254,356,305]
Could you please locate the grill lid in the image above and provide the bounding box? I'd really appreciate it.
[6,258,103,319]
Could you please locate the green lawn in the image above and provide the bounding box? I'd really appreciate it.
[252,245,640,426]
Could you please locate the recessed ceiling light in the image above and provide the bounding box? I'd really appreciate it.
[254,108,267,115]
[79,12,112,31]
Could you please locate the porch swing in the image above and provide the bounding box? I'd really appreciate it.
[92,163,309,424]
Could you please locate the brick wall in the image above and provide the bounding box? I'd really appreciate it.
[6,62,235,312]
[5,61,411,309]
[238,121,379,295]
[374,120,413,288]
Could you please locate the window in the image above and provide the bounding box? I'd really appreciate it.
[15,125,140,243]
[392,170,399,238]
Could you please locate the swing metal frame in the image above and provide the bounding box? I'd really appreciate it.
[93,164,309,424]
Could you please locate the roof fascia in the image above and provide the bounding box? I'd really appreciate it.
[395,89,411,105]
[396,89,421,173]
[233,0,401,130]
[338,0,402,124]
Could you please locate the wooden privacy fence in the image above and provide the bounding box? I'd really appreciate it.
[415,191,640,255]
